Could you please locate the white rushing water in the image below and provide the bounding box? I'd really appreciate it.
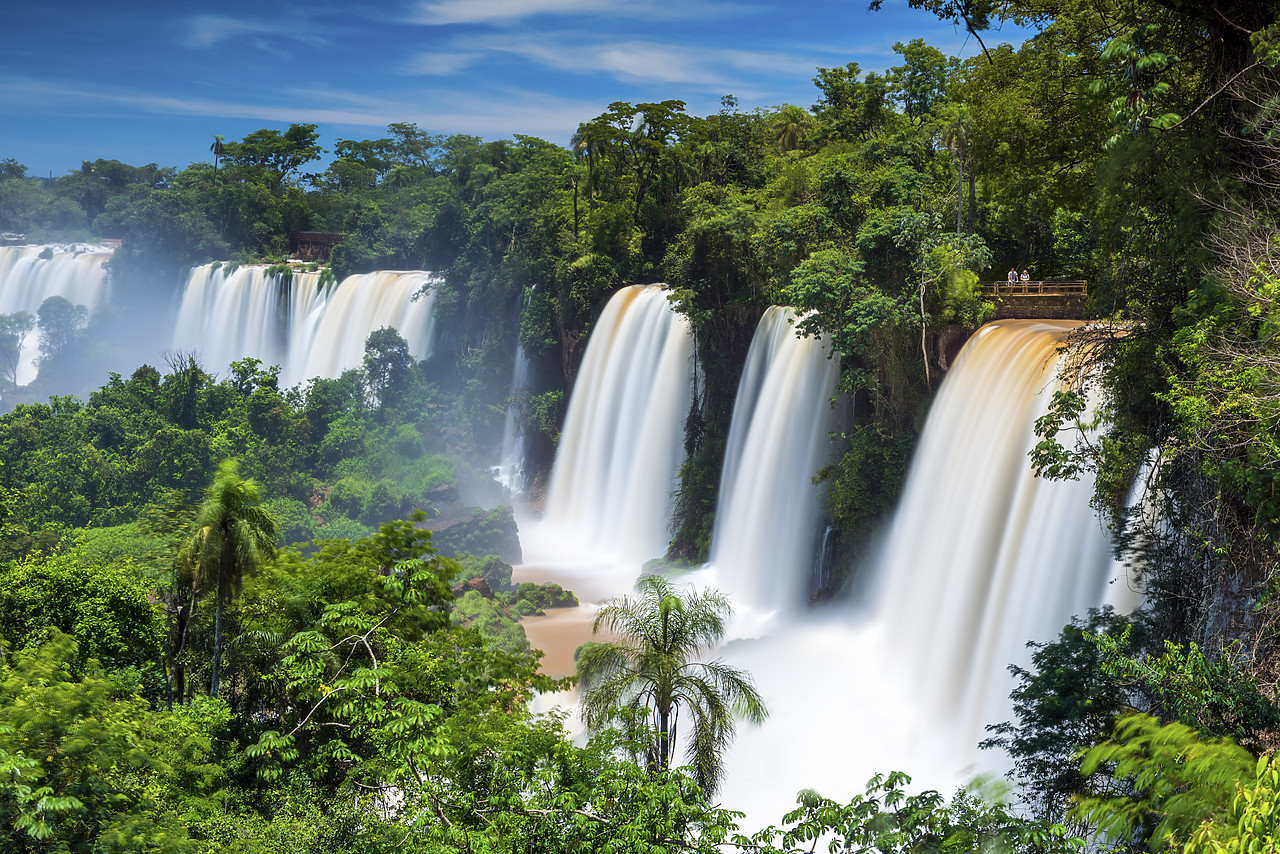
[291,270,437,385]
[494,341,531,495]
[0,244,113,386]
[530,285,695,566]
[705,307,840,630]
[715,319,1129,824]
[172,265,437,386]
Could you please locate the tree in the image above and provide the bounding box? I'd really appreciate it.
[221,123,324,189]
[0,158,25,180]
[0,311,34,394]
[182,459,278,699]
[769,104,816,153]
[576,575,767,796]
[935,102,975,234]
[1074,713,1258,851]
[362,326,414,412]
[35,296,87,364]
[209,134,224,184]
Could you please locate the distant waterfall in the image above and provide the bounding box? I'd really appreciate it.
[172,265,437,386]
[0,244,113,385]
[707,307,839,622]
[172,265,320,376]
[537,285,694,564]
[717,319,1128,822]
[291,271,436,384]
[494,342,531,495]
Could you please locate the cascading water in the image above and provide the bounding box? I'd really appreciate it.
[172,264,321,376]
[715,319,1130,824]
[0,244,113,385]
[172,266,437,385]
[494,342,531,495]
[290,271,437,385]
[532,285,694,566]
[705,307,839,626]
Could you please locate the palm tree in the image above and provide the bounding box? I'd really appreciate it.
[183,459,278,699]
[577,575,767,796]
[769,104,815,153]
[937,103,974,234]
[210,134,225,184]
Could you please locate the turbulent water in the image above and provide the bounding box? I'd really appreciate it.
[531,285,695,566]
[0,244,113,385]
[706,307,840,627]
[173,265,437,386]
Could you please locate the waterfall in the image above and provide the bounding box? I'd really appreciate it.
[0,244,113,386]
[172,265,313,374]
[290,271,437,385]
[494,342,531,495]
[716,319,1128,823]
[535,285,694,565]
[706,307,839,624]
[172,266,436,386]
[869,320,1115,740]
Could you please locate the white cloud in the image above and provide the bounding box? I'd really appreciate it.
[456,34,814,90]
[401,51,483,75]
[0,75,599,144]
[409,0,753,26]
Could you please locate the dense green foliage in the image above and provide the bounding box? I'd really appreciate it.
[4,0,1280,848]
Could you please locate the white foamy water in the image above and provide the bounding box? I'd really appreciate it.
[716,320,1129,824]
[172,265,437,386]
[519,317,1137,832]
[704,307,840,632]
[0,244,113,385]
[530,285,694,567]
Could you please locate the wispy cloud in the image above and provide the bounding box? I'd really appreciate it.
[422,34,815,91]
[185,15,274,48]
[183,14,329,51]
[401,51,483,75]
[409,0,752,26]
[0,75,599,143]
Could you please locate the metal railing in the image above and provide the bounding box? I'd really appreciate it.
[980,280,1088,296]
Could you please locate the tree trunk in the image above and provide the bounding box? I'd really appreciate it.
[967,168,977,234]
[210,575,224,699]
[167,600,192,708]
[658,702,671,774]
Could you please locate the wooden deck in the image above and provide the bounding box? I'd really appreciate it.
[980,280,1088,296]
[979,281,1089,320]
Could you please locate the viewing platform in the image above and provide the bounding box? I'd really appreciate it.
[979,280,1088,320]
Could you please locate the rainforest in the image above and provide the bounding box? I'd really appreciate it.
[3,0,1280,851]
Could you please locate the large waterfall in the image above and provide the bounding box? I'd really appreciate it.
[706,307,840,625]
[172,265,437,386]
[532,285,695,566]
[714,319,1131,822]
[0,244,113,386]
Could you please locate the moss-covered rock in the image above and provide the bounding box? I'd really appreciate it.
[431,506,521,563]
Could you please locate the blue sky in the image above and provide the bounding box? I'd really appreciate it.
[2,1,1028,178]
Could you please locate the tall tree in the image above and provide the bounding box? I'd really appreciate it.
[209,134,224,184]
[0,311,34,395]
[182,459,278,699]
[576,575,767,796]
[35,296,87,365]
